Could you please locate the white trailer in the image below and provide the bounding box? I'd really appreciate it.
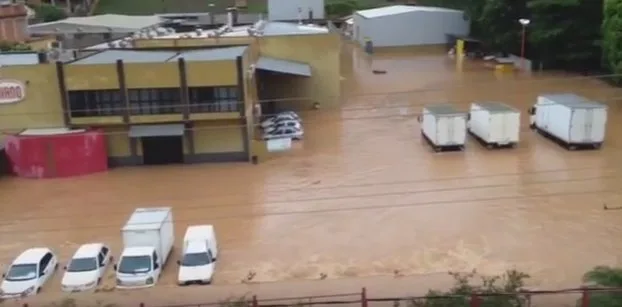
[529,93,607,150]
[419,104,467,152]
[115,207,174,289]
[468,102,520,148]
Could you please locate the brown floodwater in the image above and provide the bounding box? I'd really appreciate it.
[2,43,622,304]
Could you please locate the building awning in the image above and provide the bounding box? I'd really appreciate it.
[256,57,311,77]
[129,124,185,138]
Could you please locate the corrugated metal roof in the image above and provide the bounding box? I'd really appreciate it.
[129,124,185,138]
[540,93,606,108]
[28,14,163,34]
[256,57,311,77]
[356,5,462,19]
[71,50,177,65]
[475,102,517,113]
[169,46,247,61]
[425,103,463,115]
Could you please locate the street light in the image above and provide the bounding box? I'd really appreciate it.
[518,18,530,71]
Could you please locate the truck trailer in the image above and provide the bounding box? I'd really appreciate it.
[419,104,467,152]
[529,93,607,150]
[468,102,520,148]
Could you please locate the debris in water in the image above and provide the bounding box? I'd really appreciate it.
[373,70,387,74]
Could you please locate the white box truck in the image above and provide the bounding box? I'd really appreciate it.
[114,207,174,289]
[468,102,520,148]
[177,225,218,286]
[529,93,607,150]
[419,104,467,152]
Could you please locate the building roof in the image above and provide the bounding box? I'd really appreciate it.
[153,21,328,40]
[256,56,312,77]
[475,102,517,113]
[28,14,163,34]
[71,46,247,65]
[356,5,462,19]
[425,103,463,115]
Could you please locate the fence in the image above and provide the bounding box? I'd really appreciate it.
[144,287,622,307]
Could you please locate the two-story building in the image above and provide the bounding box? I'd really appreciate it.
[0,21,341,166]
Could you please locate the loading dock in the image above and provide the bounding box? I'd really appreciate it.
[129,124,185,165]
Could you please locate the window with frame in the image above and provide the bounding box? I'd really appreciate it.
[68,90,124,117]
[188,86,240,113]
[127,88,181,115]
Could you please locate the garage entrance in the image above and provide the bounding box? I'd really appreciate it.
[255,57,312,114]
[129,124,185,165]
[141,136,183,165]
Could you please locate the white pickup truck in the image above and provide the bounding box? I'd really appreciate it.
[114,207,174,289]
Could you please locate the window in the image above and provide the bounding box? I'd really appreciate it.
[39,253,53,275]
[68,90,124,117]
[188,86,240,113]
[127,88,181,115]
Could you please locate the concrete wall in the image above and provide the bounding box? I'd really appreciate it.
[268,0,325,21]
[361,10,469,47]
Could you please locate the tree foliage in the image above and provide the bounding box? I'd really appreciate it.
[0,41,32,52]
[34,3,67,22]
[583,266,622,307]
[407,270,530,307]
[602,0,622,83]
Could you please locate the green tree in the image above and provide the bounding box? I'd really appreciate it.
[475,0,527,54]
[602,0,622,83]
[527,0,603,71]
[407,270,530,307]
[583,266,622,307]
[325,0,359,18]
[34,3,67,22]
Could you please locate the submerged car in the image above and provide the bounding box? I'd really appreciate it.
[1,248,58,298]
[263,126,304,140]
[61,243,112,292]
[260,112,301,129]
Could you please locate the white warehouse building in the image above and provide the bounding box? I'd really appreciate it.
[353,5,470,47]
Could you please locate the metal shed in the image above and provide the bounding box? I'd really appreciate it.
[353,5,469,47]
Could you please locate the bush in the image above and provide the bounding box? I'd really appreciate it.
[0,41,32,51]
[408,270,530,307]
[34,3,67,22]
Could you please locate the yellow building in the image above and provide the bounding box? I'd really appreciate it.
[0,21,341,166]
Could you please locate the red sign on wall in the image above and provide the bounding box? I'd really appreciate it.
[0,79,25,104]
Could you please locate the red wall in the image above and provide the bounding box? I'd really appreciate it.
[4,129,108,179]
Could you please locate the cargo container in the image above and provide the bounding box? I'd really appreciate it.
[529,93,607,150]
[468,102,520,148]
[114,207,174,289]
[419,104,467,152]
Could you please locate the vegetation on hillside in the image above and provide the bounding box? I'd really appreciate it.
[602,0,622,84]
[33,3,67,22]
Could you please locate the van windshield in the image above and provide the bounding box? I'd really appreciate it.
[67,257,98,272]
[117,256,151,274]
[181,252,211,266]
[5,264,37,281]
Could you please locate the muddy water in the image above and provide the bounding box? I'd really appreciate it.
[2,43,622,300]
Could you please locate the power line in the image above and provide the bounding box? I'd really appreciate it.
[0,175,612,227]
[0,188,612,234]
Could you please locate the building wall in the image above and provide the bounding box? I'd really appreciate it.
[268,0,325,21]
[361,11,469,47]
[258,33,340,110]
[0,65,64,133]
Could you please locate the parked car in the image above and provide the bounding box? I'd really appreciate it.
[61,243,112,292]
[261,112,301,129]
[177,225,218,286]
[263,120,301,133]
[0,248,58,298]
[263,126,304,140]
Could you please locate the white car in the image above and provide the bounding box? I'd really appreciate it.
[264,120,301,134]
[263,126,304,140]
[260,112,301,129]
[61,243,112,292]
[177,225,218,286]
[1,248,58,298]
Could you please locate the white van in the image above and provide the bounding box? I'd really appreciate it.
[177,225,218,285]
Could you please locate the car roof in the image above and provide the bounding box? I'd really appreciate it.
[14,248,52,264]
[184,225,214,242]
[72,243,104,258]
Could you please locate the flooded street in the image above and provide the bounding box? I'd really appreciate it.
[3,43,622,303]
